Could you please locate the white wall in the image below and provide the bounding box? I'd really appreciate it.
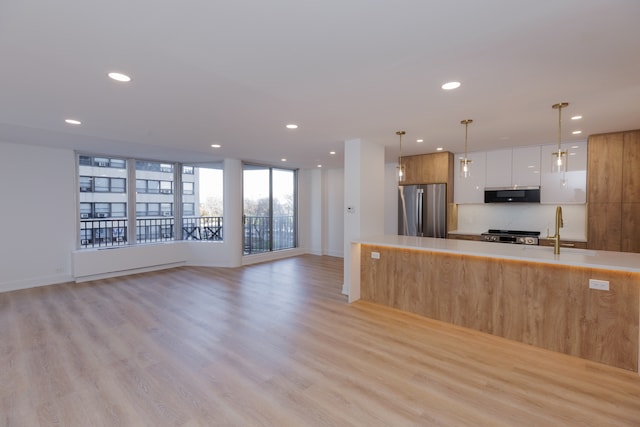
[0,141,76,291]
[384,162,399,235]
[324,168,344,257]
[0,142,342,291]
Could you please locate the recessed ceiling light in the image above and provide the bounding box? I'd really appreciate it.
[211,144,221,148]
[416,139,424,143]
[65,119,81,125]
[436,147,444,151]
[329,151,336,155]
[317,164,322,168]
[281,158,287,162]
[108,72,131,82]
[286,124,298,129]
[441,81,461,90]
[571,145,579,149]
[572,130,582,135]
[571,115,582,120]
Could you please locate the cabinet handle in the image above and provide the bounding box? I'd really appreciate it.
[560,243,575,247]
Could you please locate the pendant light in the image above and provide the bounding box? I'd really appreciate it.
[460,119,473,178]
[396,130,406,182]
[551,102,569,173]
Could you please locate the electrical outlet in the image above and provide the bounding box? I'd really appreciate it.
[371,251,380,259]
[589,279,609,291]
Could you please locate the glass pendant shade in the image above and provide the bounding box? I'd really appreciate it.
[396,130,406,183]
[551,148,567,174]
[397,164,406,182]
[460,119,473,179]
[460,157,472,178]
[551,102,569,174]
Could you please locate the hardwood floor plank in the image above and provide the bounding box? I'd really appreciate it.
[1,254,639,426]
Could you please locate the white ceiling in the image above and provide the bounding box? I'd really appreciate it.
[2,0,640,169]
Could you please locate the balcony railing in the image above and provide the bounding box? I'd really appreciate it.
[79,215,295,253]
[243,215,295,254]
[79,216,224,248]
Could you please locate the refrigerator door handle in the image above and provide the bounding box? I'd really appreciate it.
[417,188,424,237]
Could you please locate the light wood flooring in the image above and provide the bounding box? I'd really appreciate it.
[1,254,639,426]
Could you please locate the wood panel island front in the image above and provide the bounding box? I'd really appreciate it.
[350,235,640,372]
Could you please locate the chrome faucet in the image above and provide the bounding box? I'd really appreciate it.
[547,206,564,254]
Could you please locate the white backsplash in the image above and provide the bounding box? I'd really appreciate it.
[456,204,587,240]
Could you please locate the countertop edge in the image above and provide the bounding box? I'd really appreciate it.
[356,235,640,273]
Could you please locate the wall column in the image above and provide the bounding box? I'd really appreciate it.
[342,138,385,297]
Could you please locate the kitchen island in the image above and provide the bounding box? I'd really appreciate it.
[350,235,640,372]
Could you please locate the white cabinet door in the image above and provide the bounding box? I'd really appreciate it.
[512,146,541,187]
[454,151,486,204]
[485,149,512,188]
[540,141,587,203]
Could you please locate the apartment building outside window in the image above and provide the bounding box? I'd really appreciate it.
[77,155,227,248]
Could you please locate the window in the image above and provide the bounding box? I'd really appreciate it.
[111,203,126,218]
[79,154,224,248]
[161,203,173,217]
[183,203,195,216]
[147,180,160,194]
[80,203,92,219]
[160,181,173,194]
[94,177,110,192]
[111,178,126,193]
[79,176,92,192]
[147,203,160,216]
[136,203,146,217]
[183,182,194,195]
[136,179,146,193]
[243,165,296,254]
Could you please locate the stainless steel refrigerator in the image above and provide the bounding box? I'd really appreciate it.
[398,184,447,238]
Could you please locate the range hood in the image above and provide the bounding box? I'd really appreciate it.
[484,187,540,203]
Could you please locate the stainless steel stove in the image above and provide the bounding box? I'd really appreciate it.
[480,229,540,245]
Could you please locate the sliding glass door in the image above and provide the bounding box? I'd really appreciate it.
[243,164,296,255]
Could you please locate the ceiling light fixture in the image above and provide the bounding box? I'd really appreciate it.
[551,102,569,174]
[211,144,221,148]
[572,130,582,135]
[286,124,298,129]
[329,151,336,155]
[416,139,424,143]
[460,119,473,178]
[442,81,461,90]
[107,72,131,82]
[396,130,406,182]
[281,158,287,162]
[436,147,443,151]
[571,115,582,120]
[65,119,81,125]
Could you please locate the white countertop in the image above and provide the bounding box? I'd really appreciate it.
[357,235,640,273]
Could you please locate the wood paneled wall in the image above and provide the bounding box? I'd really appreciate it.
[360,244,640,372]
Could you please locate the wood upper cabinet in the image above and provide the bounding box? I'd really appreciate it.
[623,131,640,203]
[587,129,640,252]
[402,152,452,185]
[587,132,624,203]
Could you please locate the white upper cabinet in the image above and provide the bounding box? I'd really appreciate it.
[454,151,486,204]
[540,141,587,204]
[485,149,512,188]
[485,146,541,188]
[512,146,542,187]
